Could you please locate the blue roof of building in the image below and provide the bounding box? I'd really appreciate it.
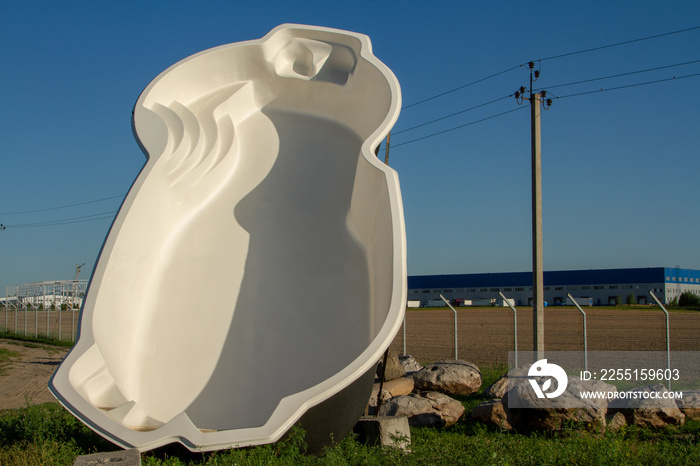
[407,267,687,289]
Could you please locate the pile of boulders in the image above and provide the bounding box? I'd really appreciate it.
[473,369,696,433]
[365,354,698,434]
[367,354,481,428]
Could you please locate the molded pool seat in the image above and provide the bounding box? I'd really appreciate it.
[50,24,405,452]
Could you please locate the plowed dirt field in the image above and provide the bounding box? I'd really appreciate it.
[0,339,69,410]
[388,307,700,366]
[0,307,698,410]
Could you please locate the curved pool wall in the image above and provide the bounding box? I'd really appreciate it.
[49,24,405,452]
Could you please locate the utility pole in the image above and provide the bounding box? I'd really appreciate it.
[516,62,552,360]
[374,131,392,165]
[384,131,392,165]
[531,88,544,359]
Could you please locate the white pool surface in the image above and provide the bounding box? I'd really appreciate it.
[50,24,405,452]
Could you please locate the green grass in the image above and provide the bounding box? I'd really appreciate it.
[0,332,74,348]
[0,402,698,465]
[0,347,21,375]
[1,358,697,465]
[0,347,20,363]
[0,338,695,465]
[0,401,119,465]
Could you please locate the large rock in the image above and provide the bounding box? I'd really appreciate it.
[398,354,423,374]
[483,375,510,400]
[676,390,700,421]
[483,366,530,399]
[377,353,406,382]
[368,377,415,413]
[379,377,415,399]
[606,412,627,432]
[413,360,481,396]
[505,377,615,432]
[353,416,411,450]
[74,449,141,465]
[378,391,465,428]
[471,399,511,430]
[608,383,685,428]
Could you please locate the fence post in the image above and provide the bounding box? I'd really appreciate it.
[498,292,518,368]
[567,293,588,372]
[439,294,458,360]
[402,316,406,356]
[649,291,671,390]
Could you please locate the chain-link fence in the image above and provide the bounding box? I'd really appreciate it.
[388,307,700,368]
[0,308,79,342]
[1,305,698,365]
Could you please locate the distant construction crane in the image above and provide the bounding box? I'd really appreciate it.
[75,263,85,281]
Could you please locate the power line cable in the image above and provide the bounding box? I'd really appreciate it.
[402,26,700,111]
[393,95,511,135]
[533,25,700,63]
[3,211,117,229]
[537,59,700,92]
[389,107,527,149]
[555,72,700,100]
[12,215,116,228]
[4,28,698,213]
[0,194,124,216]
[392,58,698,146]
[387,70,698,152]
[402,66,520,110]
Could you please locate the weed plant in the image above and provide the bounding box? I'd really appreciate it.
[0,401,117,465]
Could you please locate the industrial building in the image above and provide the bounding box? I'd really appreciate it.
[1,280,88,310]
[1,264,88,310]
[408,267,700,306]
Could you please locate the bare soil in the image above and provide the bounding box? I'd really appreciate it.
[0,339,69,410]
[389,307,700,366]
[0,307,697,410]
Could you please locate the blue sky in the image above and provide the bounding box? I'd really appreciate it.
[1,0,699,292]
